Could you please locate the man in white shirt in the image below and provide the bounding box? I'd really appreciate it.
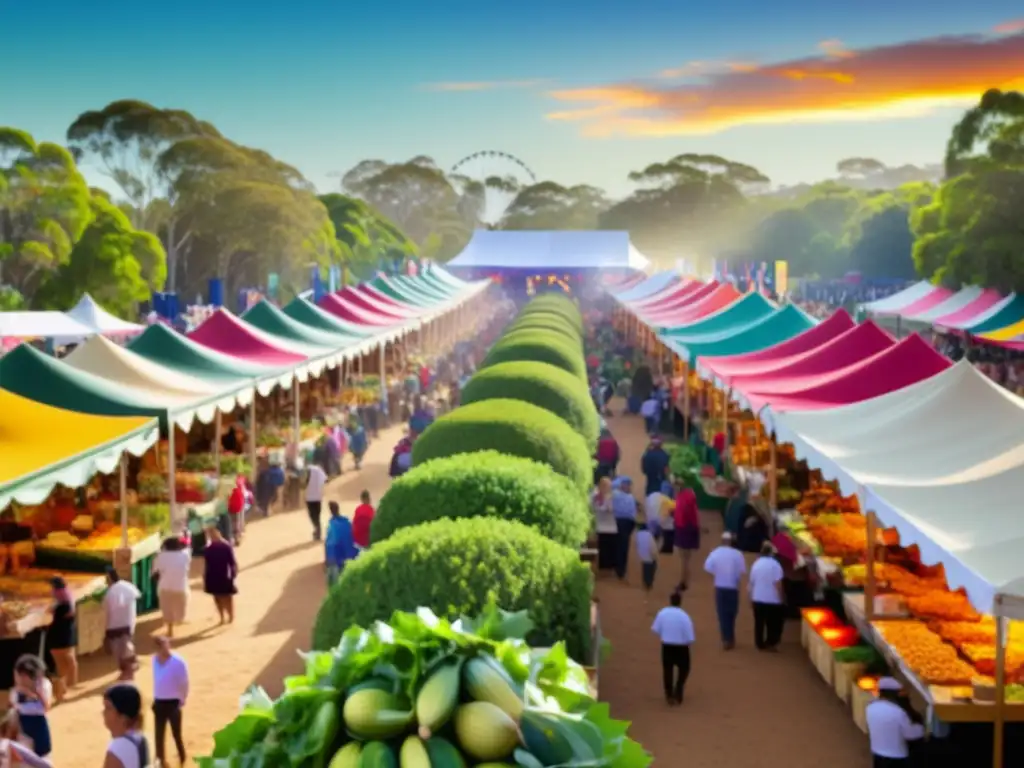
[704,532,747,649]
[103,567,142,681]
[650,592,695,705]
[305,464,328,541]
[747,541,786,651]
[639,396,660,435]
[865,678,925,766]
[151,636,190,767]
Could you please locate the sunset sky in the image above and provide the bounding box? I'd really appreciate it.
[5,1,1024,198]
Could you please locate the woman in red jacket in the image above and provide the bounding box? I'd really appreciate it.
[351,491,375,550]
[673,482,700,589]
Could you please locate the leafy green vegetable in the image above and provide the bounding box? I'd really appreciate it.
[200,605,650,768]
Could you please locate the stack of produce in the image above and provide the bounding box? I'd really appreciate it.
[872,620,976,685]
[796,483,861,517]
[317,294,601,664]
[199,606,649,767]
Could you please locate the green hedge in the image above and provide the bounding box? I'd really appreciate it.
[313,517,594,660]
[369,451,590,548]
[482,332,587,381]
[460,360,598,446]
[520,297,583,334]
[505,315,582,346]
[411,398,592,491]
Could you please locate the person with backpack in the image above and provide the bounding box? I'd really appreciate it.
[102,684,149,768]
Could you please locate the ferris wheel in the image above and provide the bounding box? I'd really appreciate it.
[450,151,536,226]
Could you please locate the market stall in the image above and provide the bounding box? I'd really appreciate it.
[0,389,159,679]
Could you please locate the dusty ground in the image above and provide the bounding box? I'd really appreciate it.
[596,404,870,767]
[46,423,406,766]
[47,402,871,766]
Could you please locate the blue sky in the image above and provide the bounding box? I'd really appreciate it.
[4,1,1023,198]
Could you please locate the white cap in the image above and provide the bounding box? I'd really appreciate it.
[877,677,901,692]
[721,532,733,541]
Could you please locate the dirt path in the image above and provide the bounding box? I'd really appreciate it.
[46,422,406,766]
[597,404,869,767]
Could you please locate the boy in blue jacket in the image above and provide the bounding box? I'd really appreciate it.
[324,501,358,587]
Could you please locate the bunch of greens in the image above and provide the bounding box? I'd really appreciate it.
[668,444,702,488]
[197,605,650,768]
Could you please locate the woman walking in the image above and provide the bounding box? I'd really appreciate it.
[347,413,368,470]
[102,684,150,768]
[674,482,701,590]
[12,655,51,759]
[46,577,77,702]
[153,536,191,638]
[590,477,617,571]
[202,527,238,625]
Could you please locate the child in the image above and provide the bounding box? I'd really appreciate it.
[324,502,358,588]
[635,522,658,596]
[11,655,51,758]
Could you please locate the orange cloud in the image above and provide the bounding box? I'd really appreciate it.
[994,19,1024,34]
[423,79,547,92]
[545,28,1024,137]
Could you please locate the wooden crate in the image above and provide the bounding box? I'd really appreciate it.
[76,599,106,656]
[851,685,873,733]
[808,631,833,684]
[833,661,866,705]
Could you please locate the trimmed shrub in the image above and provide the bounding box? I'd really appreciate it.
[312,517,594,660]
[520,298,583,334]
[370,451,590,547]
[461,360,599,446]
[506,315,582,346]
[411,398,592,491]
[483,332,587,381]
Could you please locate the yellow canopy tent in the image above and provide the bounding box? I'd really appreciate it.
[0,390,159,512]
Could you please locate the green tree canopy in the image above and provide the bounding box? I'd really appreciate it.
[0,127,93,295]
[318,193,416,282]
[498,182,607,230]
[34,192,167,316]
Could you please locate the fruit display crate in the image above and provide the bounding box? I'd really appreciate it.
[833,661,867,705]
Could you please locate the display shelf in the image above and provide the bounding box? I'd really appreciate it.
[0,569,106,639]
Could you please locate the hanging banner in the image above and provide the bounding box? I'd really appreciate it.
[312,266,325,303]
[267,273,279,301]
[774,261,789,296]
[208,278,224,307]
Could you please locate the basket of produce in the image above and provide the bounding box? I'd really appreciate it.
[197,604,650,767]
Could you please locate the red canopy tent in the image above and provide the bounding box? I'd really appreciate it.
[626,276,688,309]
[697,310,856,384]
[336,287,412,320]
[730,321,895,402]
[650,284,741,327]
[638,280,711,317]
[932,289,1005,328]
[319,293,398,326]
[749,334,951,414]
[889,287,954,319]
[188,309,306,366]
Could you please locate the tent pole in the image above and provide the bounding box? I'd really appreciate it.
[379,343,387,407]
[292,378,301,450]
[682,363,690,442]
[119,453,129,548]
[167,422,179,530]
[768,439,778,511]
[213,410,222,479]
[994,608,1006,768]
[864,509,877,622]
[248,398,257,486]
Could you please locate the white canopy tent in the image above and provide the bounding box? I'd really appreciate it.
[857,280,936,315]
[65,294,144,338]
[771,360,1024,619]
[0,312,95,347]
[447,230,650,271]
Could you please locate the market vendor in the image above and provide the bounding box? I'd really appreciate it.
[865,677,925,767]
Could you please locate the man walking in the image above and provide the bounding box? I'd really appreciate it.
[610,477,638,581]
[151,636,189,767]
[748,541,786,650]
[704,532,746,649]
[305,463,327,541]
[103,566,142,682]
[651,592,695,706]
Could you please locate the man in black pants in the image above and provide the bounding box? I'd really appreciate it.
[650,591,695,705]
[152,636,189,766]
[748,541,786,650]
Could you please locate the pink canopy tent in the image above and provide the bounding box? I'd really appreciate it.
[642,282,722,325]
[337,287,413,319]
[731,321,895,400]
[319,293,397,326]
[359,283,416,310]
[626,276,688,309]
[639,280,712,317]
[886,286,954,318]
[698,310,856,385]
[651,284,741,327]
[932,289,1005,328]
[188,309,306,366]
[749,334,951,414]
